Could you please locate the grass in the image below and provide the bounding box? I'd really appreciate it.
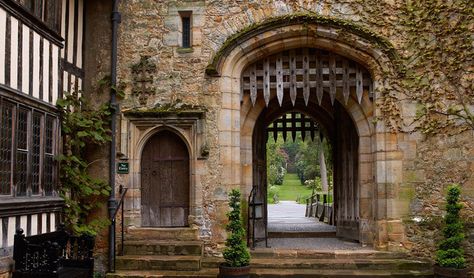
[267,173,314,204]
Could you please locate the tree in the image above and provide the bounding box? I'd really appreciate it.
[266,136,287,185]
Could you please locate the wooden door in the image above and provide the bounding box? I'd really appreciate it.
[141,130,189,227]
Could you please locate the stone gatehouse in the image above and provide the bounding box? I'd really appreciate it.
[1,0,472,276]
[106,0,474,263]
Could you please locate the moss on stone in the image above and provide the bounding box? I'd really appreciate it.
[123,103,207,118]
[206,13,399,76]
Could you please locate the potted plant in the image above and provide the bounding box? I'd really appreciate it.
[434,184,468,278]
[219,189,251,278]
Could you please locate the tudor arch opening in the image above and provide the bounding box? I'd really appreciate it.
[241,47,373,245]
[140,130,190,227]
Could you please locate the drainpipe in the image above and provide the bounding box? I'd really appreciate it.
[108,0,121,273]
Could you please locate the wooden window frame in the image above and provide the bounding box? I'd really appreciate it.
[9,0,61,33]
[0,96,59,198]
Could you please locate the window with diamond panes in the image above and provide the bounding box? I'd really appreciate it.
[44,115,55,196]
[0,102,14,195]
[16,108,29,196]
[31,112,42,195]
[0,98,58,197]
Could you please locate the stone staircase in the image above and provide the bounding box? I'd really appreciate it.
[108,230,433,278]
[107,227,218,278]
[247,249,433,277]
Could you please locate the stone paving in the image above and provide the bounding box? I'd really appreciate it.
[256,237,371,250]
[268,201,336,233]
[264,201,370,250]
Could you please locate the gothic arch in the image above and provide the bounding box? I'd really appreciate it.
[213,18,402,249]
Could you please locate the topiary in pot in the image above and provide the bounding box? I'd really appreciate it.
[434,184,468,278]
[219,189,251,278]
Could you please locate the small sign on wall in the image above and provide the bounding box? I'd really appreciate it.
[117,162,129,174]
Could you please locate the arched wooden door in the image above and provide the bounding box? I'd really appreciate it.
[141,130,190,227]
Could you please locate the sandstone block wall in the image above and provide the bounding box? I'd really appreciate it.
[110,0,474,265]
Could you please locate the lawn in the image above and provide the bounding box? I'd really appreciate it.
[267,173,313,204]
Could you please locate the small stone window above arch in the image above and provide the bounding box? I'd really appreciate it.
[179,11,192,51]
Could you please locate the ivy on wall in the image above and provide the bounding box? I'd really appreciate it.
[57,92,112,235]
[399,0,473,134]
[206,1,473,134]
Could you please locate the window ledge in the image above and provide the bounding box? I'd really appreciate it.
[0,196,63,217]
[177,47,194,54]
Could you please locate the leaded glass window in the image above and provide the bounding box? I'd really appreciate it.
[0,97,58,197]
[0,102,14,195]
[16,108,29,196]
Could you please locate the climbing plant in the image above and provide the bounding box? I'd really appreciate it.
[399,0,474,134]
[56,91,112,236]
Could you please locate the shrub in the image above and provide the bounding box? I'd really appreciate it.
[222,189,251,267]
[436,184,466,269]
[268,185,280,204]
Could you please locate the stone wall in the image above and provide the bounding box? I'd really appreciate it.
[112,0,474,266]
[83,0,113,273]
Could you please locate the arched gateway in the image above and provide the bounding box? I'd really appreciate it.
[213,20,401,249]
[243,48,370,243]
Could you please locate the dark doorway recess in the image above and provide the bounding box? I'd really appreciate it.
[250,96,360,243]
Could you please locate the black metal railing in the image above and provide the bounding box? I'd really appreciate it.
[247,186,256,248]
[13,224,94,277]
[110,185,128,273]
[247,186,268,249]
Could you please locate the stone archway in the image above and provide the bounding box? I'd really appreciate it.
[212,19,403,249]
[244,47,368,243]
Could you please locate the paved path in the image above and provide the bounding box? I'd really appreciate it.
[267,201,336,233]
[263,201,369,250]
[256,237,371,250]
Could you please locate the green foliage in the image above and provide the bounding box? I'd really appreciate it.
[223,189,251,267]
[295,138,332,186]
[268,174,313,204]
[267,185,280,204]
[400,0,474,133]
[436,184,466,269]
[266,138,287,185]
[56,92,112,236]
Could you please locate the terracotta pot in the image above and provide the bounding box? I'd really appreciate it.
[218,264,251,278]
[434,265,469,278]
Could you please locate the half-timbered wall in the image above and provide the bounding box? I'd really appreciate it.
[60,0,84,94]
[0,0,85,257]
[0,3,61,105]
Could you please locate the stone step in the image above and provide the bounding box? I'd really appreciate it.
[106,269,218,278]
[115,255,201,271]
[107,268,432,278]
[125,227,199,241]
[250,268,434,277]
[122,240,203,256]
[250,258,430,271]
[201,257,430,271]
[250,248,407,259]
[268,231,337,238]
